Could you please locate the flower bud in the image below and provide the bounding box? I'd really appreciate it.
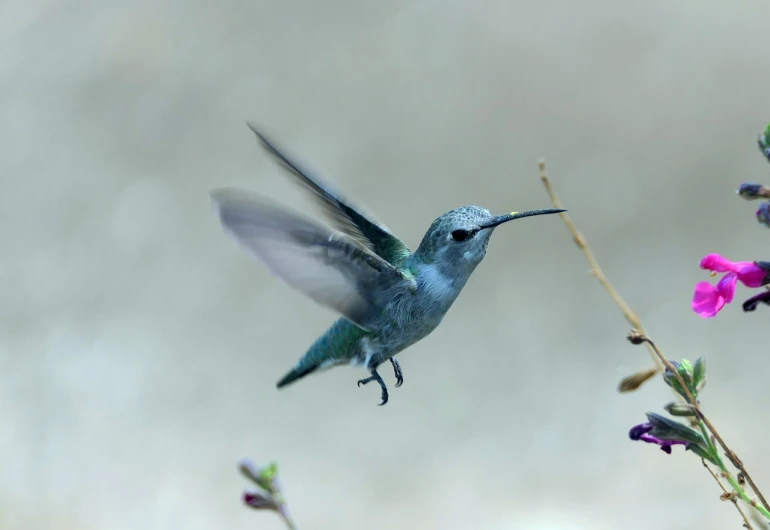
[759,124,770,163]
[692,357,706,393]
[627,329,645,345]
[618,367,658,393]
[756,202,770,228]
[737,183,768,200]
[743,290,770,312]
[243,490,280,511]
[664,401,697,417]
[676,359,694,385]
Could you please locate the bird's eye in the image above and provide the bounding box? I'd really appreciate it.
[451,229,471,242]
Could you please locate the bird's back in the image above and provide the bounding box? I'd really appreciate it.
[306,317,369,365]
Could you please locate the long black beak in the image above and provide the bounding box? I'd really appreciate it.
[479,208,567,229]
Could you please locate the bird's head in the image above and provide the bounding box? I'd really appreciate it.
[415,205,565,272]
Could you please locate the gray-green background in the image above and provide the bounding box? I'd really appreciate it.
[4,1,770,529]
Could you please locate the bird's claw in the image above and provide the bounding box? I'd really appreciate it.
[356,369,389,406]
[390,357,404,387]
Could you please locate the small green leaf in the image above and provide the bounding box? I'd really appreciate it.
[646,412,705,446]
[262,461,279,481]
[239,459,279,493]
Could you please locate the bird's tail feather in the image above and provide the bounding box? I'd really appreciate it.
[276,363,319,388]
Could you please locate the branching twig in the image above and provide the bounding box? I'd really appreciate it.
[538,158,770,522]
[239,459,298,529]
[702,459,756,530]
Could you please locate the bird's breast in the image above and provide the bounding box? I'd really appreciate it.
[414,263,465,312]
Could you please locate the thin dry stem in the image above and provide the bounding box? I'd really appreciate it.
[538,159,770,520]
[704,460,756,530]
[537,160,663,374]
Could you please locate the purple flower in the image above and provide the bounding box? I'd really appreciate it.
[628,412,709,461]
[692,254,769,318]
[629,423,689,454]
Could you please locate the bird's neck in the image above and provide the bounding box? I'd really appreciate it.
[406,253,476,309]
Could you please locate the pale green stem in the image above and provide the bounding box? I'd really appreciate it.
[279,513,298,530]
[696,420,770,521]
[272,486,297,530]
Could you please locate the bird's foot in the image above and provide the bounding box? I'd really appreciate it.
[390,357,404,387]
[357,368,389,406]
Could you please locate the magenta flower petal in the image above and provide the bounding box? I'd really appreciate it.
[736,264,766,287]
[716,272,738,304]
[692,281,725,318]
[699,253,766,287]
[699,253,736,273]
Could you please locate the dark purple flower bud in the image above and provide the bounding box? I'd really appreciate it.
[742,290,770,312]
[737,183,768,200]
[243,490,280,511]
[757,202,770,228]
[758,205,770,228]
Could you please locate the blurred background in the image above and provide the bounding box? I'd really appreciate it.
[3,0,770,528]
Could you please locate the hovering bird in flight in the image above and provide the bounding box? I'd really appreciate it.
[210,123,565,405]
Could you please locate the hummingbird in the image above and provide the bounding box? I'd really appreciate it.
[210,122,566,406]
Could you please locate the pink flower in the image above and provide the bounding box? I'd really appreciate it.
[692,254,767,318]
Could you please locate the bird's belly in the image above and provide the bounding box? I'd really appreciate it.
[366,311,444,366]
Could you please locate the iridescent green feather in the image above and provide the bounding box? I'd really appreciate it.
[246,123,412,267]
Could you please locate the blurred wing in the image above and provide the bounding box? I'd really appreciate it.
[246,122,412,266]
[210,188,414,331]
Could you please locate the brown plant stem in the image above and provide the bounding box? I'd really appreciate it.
[537,160,663,373]
[537,158,770,520]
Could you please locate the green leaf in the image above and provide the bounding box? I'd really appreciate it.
[239,459,279,493]
[262,461,279,481]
